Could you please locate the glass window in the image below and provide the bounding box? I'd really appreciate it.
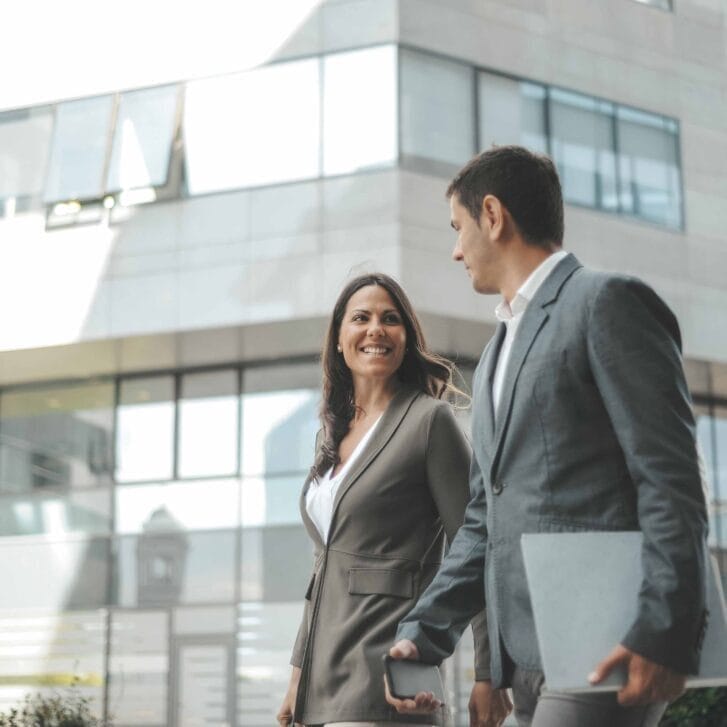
[108,610,168,726]
[178,370,238,478]
[478,74,547,153]
[0,536,109,610]
[400,49,474,170]
[241,475,302,527]
[184,58,320,194]
[550,88,618,211]
[237,602,306,726]
[106,84,179,193]
[0,382,114,492]
[712,407,727,552]
[241,389,319,477]
[241,526,312,603]
[116,530,236,606]
[116,377,175,483]
[0,610,106,717]
[43,95,114,203]
[116,479,239,534]
[632,0,672,9]
[617,107,682,228]
[0,107,53,202]
[323,45,398,175]
[0,488,110,536]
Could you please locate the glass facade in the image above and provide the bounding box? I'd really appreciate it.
[0,45,683,230]
[0,360,723,725]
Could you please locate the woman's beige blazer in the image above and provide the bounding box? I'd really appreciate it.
[291,386,490,725]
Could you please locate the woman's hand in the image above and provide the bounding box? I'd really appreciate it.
[468,680,512,727]
[276,666,302,726]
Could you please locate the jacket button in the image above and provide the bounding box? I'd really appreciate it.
[492,481,504,495]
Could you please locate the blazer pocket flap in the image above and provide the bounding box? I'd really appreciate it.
[348,568,413,598]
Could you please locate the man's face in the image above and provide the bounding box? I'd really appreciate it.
[450,194,501,295]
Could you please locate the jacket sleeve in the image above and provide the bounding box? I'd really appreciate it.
[587,276,708,674]
[290,429,323,668]
[290,570,315,667]
[397,415,489,669]
[423,403,491,679]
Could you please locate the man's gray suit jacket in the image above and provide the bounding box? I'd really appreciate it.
[397,253,709,688]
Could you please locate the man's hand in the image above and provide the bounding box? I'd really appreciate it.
[468,680,512,727]
[589,644,686,706]
[384,640,441,714]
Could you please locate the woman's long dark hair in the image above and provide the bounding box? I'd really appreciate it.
[312,273,461,480]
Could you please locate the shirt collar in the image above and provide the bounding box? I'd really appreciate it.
[495,249,568,323]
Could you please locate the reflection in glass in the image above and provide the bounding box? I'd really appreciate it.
[241,389,318,476]
[0,382,114,492]
[0,488,110,536]
[116,377,175,483]
[241,476,302,528]
[478,74,547,153]
[116,530,236,606]
[323,46,397,175]
[108,610,168,725]
[178,370,238,478]
[617,107,681,228]
[0,107,53,202]
[184,59,320,194]
[400,49,474,169]
[241,525,311,603]
[176,643,232,726]
[106,85,179,193]
[550,89,617,210]
[44,96,114,202]
[116,479,239,534]
[237,602,307,726]
[0,537,108,610]
[0,610,106,717]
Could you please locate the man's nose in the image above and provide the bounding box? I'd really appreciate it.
[452,242,462,261]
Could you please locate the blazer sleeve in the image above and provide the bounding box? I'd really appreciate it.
[290,429,324,668]
[587,276,708,674]
[423,403,491,679]
[290,569,315,667]
[397,405,489,671]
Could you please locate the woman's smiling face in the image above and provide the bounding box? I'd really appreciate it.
[338,284,407,386]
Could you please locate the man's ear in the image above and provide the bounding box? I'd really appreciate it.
[481,194,505,239]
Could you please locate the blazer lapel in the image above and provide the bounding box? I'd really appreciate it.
[330,386,419,523]
[491,253,582,477]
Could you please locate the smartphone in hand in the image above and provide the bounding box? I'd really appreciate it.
[383,655,445,703]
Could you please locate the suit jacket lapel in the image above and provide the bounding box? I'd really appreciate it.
[491,253,582,477]
[477,323,505,460]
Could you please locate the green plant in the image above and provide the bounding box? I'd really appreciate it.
[0,682,106,727]
[661,687,727,726]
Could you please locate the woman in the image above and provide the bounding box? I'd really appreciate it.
[276,273,510,726]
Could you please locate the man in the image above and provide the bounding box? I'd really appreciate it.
[385,146,708,726]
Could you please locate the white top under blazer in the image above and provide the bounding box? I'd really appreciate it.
[306,415,383,542]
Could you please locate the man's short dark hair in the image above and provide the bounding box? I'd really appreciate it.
[446,145,564,248]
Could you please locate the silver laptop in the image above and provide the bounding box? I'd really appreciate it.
[521,531,727,692]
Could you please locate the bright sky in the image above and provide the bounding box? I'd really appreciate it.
[1,0,322,111]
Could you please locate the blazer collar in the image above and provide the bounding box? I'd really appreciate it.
[299,385,421,547]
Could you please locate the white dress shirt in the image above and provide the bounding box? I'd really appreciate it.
[492,250,569,413]
[306,415,383,542]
